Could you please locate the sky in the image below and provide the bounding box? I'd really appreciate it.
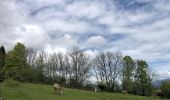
[0,0,170,80]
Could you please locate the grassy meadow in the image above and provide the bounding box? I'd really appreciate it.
[0,82,163,100]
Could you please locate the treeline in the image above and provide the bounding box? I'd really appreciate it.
[0,42,155,96]
[93,52,154,96]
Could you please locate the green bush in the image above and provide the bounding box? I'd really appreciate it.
[98,81,106,92]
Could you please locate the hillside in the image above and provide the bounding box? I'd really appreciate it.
[0,83,162,100]
[153,78,170,87]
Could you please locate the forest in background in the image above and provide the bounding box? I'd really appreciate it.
[1,42,169,98]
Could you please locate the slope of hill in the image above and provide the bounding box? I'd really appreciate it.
[0,83,162,100]
[153,78,170,87]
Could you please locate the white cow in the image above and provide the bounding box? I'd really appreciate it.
[94,88,97,92]
[0,96,3,100]
[53,83,62,95]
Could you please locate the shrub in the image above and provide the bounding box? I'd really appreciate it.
[98,81,106,92]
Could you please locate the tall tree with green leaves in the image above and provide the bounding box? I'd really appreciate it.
[4,42,31,81]
[160,81,170,98]
[122,56,135,93]
[135,60,150,96]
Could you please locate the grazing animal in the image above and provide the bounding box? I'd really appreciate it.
[122,90,127,94]
[53,83,62,95]
[94,88,97,92]
[0,96,3,100]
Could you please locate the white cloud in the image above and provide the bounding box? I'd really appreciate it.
[61,34,77,47]
[44,44,66,54]
[66,1,105,19]
[88,76,97,83]
[85,49,99,59]
[0,0,26,34]
[158,70,170,80]
[1,0,170,79]
[43,19,91,33]
[86,35,106,47]
[34,8,66,21]
[13,24,49,49]
[33,0,64,5]
[154,0,170,11]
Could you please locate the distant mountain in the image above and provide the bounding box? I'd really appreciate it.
[152,80,162,87]
[152,78,170,87]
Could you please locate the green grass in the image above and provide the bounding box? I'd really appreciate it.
[0,83,163,100]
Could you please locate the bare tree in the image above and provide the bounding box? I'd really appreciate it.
[57,53,65,77]
[68,47,90,87]
[64,54,73,85]
[26,48,37,68]
[93,51,123,91]
[63,55,71,81]
[46,53,59,78]
[35,51,47,82]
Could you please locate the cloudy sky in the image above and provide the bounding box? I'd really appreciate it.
[0,0,170,79]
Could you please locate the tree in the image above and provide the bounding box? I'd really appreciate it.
[0,46,5,68]
[135,60,151,96]
[93,51,123,91]
[68,47,90,87]
[34,51,47,83]
[57,53,65,77]
[45,53,60,84]
[122,56,135,93]
[63,55,71,83]
[0,46,6,81]
[160,81,170,98]
[45,52,69,85]
[26,48,37,68]
[98,81,106,92]
[4,42,31,81]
